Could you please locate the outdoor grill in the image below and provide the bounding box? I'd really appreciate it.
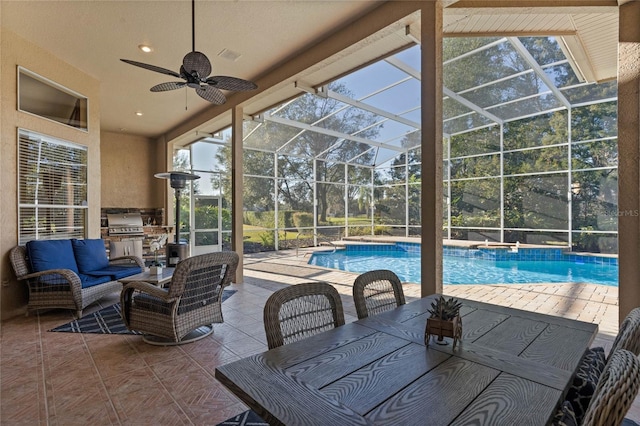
[106,213,145,236]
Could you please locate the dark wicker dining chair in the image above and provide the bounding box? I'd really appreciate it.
[353,269,406,320]
[263,282,345,349]
[121,251,238,345]
[582,349,640,426]
[609,307,640,357]
[566,307,640,423]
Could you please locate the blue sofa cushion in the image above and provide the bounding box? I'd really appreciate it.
[71,239,109,274]
[78,274,112,288]
[86,265,142,280]
[27,239,79,275]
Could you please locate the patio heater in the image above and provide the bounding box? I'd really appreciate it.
[154,171,200,267]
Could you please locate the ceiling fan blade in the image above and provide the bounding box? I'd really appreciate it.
[196,85,226,104]
[205,75,258,91]
[183,51,211,79]
[120,59,181,78]
[150,82,187,92]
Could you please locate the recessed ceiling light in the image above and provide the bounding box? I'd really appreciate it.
[138,44,153,53]
[135,111,143,116]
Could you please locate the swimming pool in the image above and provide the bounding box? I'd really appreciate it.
[308,246,619,286]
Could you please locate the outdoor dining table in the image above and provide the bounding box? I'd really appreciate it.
[215,294,598,425]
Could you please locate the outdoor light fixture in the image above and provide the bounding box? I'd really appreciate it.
[154,171,200,266]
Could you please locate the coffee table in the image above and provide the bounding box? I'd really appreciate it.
[119,267,175,287]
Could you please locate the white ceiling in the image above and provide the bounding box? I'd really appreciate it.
[1,1,619,141]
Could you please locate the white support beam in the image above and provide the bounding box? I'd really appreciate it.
[443,87,504,124]
[327,90,421,129]
[508,37,572,109]
[264,113,406,153]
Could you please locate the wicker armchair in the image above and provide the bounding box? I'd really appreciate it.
[609,307,640,358]
[565,307,640,423]
[582,349,640,426]
[121,251,238,345]
[10,245,143,318]
[353,269,406,320]
[263,282,345,349]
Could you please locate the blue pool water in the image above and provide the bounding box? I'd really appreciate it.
[309,248,619,286]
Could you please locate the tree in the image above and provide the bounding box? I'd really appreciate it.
[217,82,381,224]
[274,83,381,222]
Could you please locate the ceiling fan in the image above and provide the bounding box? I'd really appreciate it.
[120,0,257,104]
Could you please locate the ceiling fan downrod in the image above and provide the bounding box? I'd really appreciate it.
[191,0,195,53]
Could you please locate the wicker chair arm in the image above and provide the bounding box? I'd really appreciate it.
[19,268,82,288]
[18,268,84,310]
[109,255,145,268]
[121,281,176,302]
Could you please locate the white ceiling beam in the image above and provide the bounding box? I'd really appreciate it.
[558,36,598,83]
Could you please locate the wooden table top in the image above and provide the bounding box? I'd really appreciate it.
[215,294,598,426]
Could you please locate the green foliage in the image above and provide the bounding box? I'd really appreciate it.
[427,296,462,320]
[347,226,373,236]
[293,212,314,230]
[193,206,231,230]
[373,225,391,235]
[243,211,297,229]
[451,126,501,157]
[572,102,617,142]
[176,40,619,254]
[258,231,275,249]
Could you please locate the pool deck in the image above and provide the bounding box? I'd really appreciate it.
[244,248,619,342]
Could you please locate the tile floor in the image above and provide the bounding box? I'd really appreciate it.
[1,249,637,425]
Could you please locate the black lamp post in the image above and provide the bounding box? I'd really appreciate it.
[154,171,200,266]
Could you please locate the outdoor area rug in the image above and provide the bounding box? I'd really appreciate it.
[49,289,237,335]
[216,410,268,426]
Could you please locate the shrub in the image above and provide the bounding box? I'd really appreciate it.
[258,231,275,249]
[374,225,392,235]
[293,212,314,230]
[244,211,297,228]
[347,226,373,236]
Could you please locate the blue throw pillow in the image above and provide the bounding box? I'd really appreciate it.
[71,239,109,274]
[26,239,79,274]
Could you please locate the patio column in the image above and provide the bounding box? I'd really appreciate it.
[231,106,244,283]
[420,1,444,297]
[618,0,640,323]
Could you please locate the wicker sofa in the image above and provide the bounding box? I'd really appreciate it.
[10,238,144,318]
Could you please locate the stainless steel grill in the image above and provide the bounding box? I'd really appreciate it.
[107,213,144,236]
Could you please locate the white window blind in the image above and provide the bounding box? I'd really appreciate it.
[18,129,88,244]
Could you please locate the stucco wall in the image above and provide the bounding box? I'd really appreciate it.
[1,29,102,319]
[100,131,165,209]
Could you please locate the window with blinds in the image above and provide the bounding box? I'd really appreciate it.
[18,129,88,244]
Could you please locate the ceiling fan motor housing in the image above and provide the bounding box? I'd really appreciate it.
[120,1,257,104]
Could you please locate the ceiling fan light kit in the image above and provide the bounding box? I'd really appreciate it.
[121,0,257,104]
